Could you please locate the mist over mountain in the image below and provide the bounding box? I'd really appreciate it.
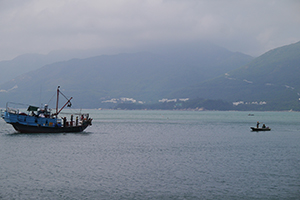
[0,48,122,85]
[0,42,252,108]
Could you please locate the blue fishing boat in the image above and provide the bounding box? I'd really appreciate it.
[1,86,92,133]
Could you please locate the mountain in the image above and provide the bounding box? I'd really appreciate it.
[171,41,300,110]
[0,48,120,85]
[0,53,55,84]
[0,42,253,108]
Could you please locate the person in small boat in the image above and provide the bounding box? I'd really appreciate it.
[257,121,260,128]
[262,124,266,128]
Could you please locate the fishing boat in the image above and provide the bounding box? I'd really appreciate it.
[250,127,271,131]
[0,86,92,133]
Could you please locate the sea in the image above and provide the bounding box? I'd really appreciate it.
[0,110,299,199]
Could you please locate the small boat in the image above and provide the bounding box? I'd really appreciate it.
[250,127,271,131]
[1,86,92,133]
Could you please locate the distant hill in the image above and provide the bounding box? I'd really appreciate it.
[0,48,118,85]
[0,42,252,108]
[171,41,300,110]
[0,53,56,84]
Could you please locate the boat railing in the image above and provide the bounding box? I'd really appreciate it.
[7,107,19,114]
[5,102,27,114]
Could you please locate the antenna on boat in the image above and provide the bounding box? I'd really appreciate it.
[39,85,42,107]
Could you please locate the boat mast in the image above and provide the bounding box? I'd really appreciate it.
[56,86,60,115]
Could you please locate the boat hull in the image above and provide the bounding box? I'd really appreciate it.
[251,127,271,131]
[11,122,89,133]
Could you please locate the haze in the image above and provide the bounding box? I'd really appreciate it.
[1,0,300,61]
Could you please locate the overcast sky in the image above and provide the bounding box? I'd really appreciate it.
[0,0,300,61]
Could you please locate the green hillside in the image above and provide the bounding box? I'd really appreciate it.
[172,41,300,110]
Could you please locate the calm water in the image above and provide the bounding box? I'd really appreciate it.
[0,110,299,199]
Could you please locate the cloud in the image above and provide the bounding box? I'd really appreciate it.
[0,0,300,60]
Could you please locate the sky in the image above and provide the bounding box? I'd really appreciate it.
[0,0,300,61]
